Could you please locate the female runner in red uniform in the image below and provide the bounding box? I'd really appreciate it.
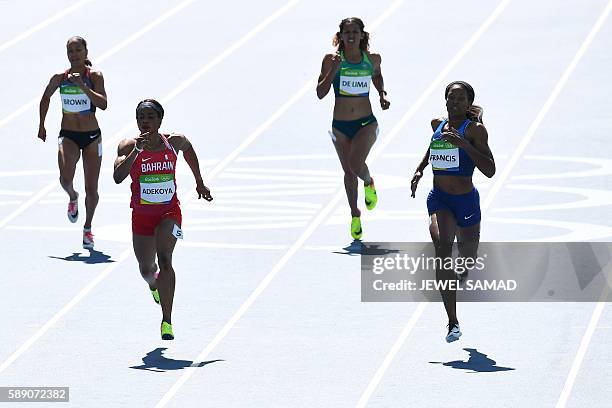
[113,99,213,340]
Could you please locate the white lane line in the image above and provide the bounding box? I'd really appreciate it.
[179,241,288,251]
[0,0,298,376]
[0,0,92,54]
[213,199,321,209]
[189,207,317,215]
[0,250,132,376]
[0,0,297,231]
[554,11,612,407]
[47,192,124,198]
[38,198,124,204]
[5,226,80,232]
[214,183,337,191]
[204,80,316,180]
[0,0,196,131]
[219,173,336,182]
[94,0,194,62]
[489,218,612,242]
[188,215,312,224]
[0,2,203,229]
[356,304,427,408]
[159,0,299,107]
[0,183,58,229]
[369,0,510,161]
[216,189,337,198]
[7,217,612,242]
[356,1,512,407]
[233,152,507,162]
[225,167,340,176]
[0,190,32,196]
[235,154,336,162]
[156,190,347,408]
[0,164,215,179]
[493,184,612,212]
[359,1,611,407]
[513,156,612,180]
[555,289,610,408]
[0,170,56,178]
[151,1,406,406]
[481,0,612,214]
[186,222,308,232]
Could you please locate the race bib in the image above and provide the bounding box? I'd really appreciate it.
[140,174,175,204]
[339,74,371,96]
[430,140,459,171]
[60,85,91,113]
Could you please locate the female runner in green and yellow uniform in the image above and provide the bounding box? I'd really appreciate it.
[317,17,391,240]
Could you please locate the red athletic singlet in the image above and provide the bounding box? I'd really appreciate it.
[129,134,180,211]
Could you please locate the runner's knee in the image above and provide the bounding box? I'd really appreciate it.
[85,186,99,199]
[157,254,173,271]
[139,263,157,283]
[59,175,72,187]
[344,169,357,179]
[348,159,363,176]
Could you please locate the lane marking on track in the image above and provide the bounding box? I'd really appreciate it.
[358,1,611,407]
[0,0,299,376]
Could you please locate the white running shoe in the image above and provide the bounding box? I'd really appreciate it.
[67,194,79,223]
[83,229,94,249]
[446,323,462,343]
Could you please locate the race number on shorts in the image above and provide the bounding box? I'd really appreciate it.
[172,224,183,239]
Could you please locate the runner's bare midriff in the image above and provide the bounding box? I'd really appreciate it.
[61,112,99,132]
[333,96,373,120]
[434,175,474,194]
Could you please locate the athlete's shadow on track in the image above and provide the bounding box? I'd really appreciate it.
[430,348,515,373]
[48,249,114,264]
[333,240,364,256]
[333,241,401,256]
[129,348,224,373]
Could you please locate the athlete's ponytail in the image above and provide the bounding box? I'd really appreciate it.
[467,105,484,124]
[333,17,370,53]
[67,36,92,66]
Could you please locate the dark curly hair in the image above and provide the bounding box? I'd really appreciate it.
[333,17,370,52]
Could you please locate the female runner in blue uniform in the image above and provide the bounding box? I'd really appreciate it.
[316,17,391,240]
[38,36,107,249]
[411,81,495,342]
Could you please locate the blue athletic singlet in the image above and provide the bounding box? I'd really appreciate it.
[429,119,475,177]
